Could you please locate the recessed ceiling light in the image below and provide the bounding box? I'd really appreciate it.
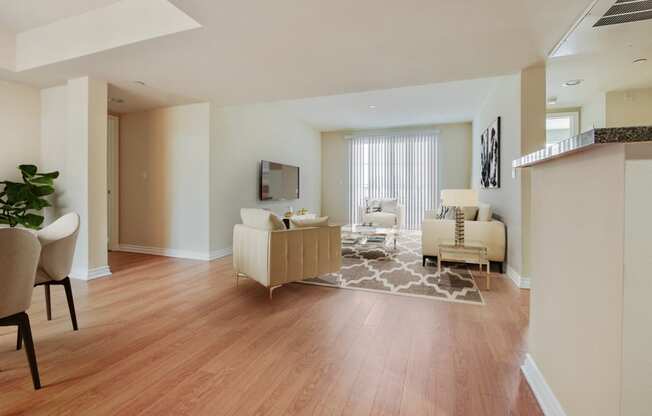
[633,58,648,64]
[368,105,377,109]
[547,96,558,105]
[562,79,582,87]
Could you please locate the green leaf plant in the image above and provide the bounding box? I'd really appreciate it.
[0,164,59,229]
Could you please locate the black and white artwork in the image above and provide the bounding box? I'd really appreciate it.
[480,117,500,188]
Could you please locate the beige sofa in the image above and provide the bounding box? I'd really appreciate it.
[421,208,506,270]
[233,209,342,298]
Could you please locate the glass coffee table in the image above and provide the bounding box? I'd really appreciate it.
[437,240,490,290]
[341,224,399,252]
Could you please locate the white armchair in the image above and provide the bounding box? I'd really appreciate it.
[233,209,342,298]
[358,203,405,228]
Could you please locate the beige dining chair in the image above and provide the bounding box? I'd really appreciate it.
[33,212,80,330]
[0,228,42,389]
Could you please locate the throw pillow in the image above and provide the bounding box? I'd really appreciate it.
[380,198,398,214]
[462,206,479,221]
[436,205,455,220]
[270,214,287,230]
[477,203,493,222]
[290,216,330,228]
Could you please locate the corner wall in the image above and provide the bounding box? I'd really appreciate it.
[209,102,321,253]
[119,103,211,259]
[0,80,40,181]
[40,77,109,279]
[472,73,523,274]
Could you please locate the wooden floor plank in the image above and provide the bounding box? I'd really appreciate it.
[0,252,542,416]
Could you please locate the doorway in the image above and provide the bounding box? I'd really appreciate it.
[107,115,120,250]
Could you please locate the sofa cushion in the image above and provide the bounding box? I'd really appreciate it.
[477,203,493,222]
[291,216,329,228]
[241,208,286,231]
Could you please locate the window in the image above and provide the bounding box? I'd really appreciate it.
[546,112,579,147]
[347,131,438,230]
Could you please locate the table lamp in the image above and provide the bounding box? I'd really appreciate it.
[441,189,478,246]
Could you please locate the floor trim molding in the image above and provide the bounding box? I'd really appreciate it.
[507,265,531,289]
[116,244,232,261]
[521,353,567,416]
[71,265,112,281]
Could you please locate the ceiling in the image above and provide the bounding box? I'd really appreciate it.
[279,77,498,131]
[0,0,122,32]
[0,0,593,112]
[547,0,652,109]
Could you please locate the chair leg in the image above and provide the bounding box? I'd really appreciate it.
[16,325,22,350]
[62,277,78,331]
[18,313,41,390]
[44,284,52,321]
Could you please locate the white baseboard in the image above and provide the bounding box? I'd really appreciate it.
[521,354,567,416]
[116,244,232,261]
[507,265,531,289]
[209,247,233,260]
[71,265,112,281]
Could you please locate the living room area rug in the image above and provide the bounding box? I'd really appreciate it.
[302,231,485,305]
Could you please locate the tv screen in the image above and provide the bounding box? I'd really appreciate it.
[260,160,299,201]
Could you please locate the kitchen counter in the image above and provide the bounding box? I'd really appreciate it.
[512,126,652,168]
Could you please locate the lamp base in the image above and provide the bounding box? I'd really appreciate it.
[454,207,465,246]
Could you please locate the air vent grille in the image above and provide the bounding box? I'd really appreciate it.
[594,0,652,26]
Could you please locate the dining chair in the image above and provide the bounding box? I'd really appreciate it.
[33,212,80,330]
[0,228,43,389]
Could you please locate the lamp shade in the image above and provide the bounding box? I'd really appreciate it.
[441,189,478,207]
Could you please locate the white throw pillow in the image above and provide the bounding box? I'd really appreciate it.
[476,203,493,222]
[240,208,286,230]
[380,198,398,214]
[462,207,478,221]
[290,216,329,228]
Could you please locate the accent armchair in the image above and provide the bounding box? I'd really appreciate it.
[34,212,80,330]
[233,209,342,298]
[0,228,42,389]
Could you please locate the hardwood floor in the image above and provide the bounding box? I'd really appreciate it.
[0,252,542,415]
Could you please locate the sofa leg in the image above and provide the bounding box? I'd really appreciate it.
[422,256,426,267]
[269,285,282,300]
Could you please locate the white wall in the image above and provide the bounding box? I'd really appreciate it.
[581,93,606,132]
[40,77,109,279]
[210,102,321,252]
[529,144,626,416]
[321,123,472,225]
[0,80,40,181]
[606,87,652,128]
[120,103,211,258]
[472,73,523,274]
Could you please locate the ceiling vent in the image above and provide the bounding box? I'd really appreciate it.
[594,0,652,26]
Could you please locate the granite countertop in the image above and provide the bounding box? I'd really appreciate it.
[513,126,652,168]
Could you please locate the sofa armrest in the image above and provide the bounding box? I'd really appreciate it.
[233,224,272,286]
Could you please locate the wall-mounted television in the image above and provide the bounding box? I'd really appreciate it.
[259,160,299,201]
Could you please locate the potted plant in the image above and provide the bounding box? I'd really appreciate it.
[0,164,59,229]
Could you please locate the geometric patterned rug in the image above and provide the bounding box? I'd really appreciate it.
[301,231,485,305]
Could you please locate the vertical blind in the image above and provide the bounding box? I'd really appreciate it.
[347,131,438,230]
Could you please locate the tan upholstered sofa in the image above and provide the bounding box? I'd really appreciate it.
[421,205,506,270]
[233,209,342,298]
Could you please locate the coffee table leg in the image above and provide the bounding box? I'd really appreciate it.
[485,261,490,290]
